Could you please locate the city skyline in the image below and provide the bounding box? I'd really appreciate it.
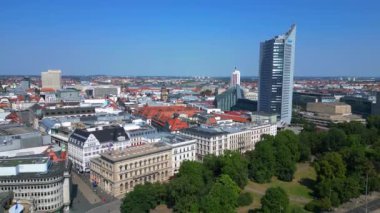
[1,0,380,77]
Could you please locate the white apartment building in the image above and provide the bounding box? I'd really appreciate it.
[180,122,277,160]
[68,125,131,172]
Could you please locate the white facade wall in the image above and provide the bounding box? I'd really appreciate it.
[0,175,69,212]
[168,140,196,174]
[181,124,277,160]
[68,135,131,172]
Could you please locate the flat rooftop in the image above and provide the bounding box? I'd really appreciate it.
[0,124,36,136]
[0,157,48,167]
[0,156,70,180]
[99,142,171,163]
[182,123,270,137]
[308,102,348,106]
[144,133,194,144]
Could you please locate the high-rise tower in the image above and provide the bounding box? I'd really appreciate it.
[41,70,62,90]
[258,25,296,124]
[230,67,241,87]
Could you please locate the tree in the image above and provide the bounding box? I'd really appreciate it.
[166,161,213,212]
[305,198,331,212]
[367,115,380,133]
[298,131,312,162]
[274,143,296,181]
[202,175,240,213]
[203,154,223,178]
[299,130,323,156]
[237,192,253,207]
[203,151,248,188]
[247,138,276,183]
[220,151,248,188]
[120,182,166,213]
[336,121,366,135]
[340,145,373,176]
[323,128,347,151]
[314,152,346,181]
[275,130,301,162]
[260,187,289,213]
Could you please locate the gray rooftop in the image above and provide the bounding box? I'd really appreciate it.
[97,142,171,163]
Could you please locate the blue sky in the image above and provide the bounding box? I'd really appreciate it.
[0,0,379,77]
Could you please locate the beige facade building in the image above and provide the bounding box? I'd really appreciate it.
[303,102,365,127]
[41,70,62,90]
[90,143,172,198]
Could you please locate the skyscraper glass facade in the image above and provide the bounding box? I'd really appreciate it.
[258,25,296,124]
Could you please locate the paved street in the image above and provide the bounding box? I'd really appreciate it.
[70,172,121,213]
[72,172,101,204]
[346,199,380,213]
[86,199,122,213]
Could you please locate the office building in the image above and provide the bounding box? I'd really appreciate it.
[180,122,276,160]
[293,92,336,110]
[230,67,241,86]
[214,85,245,111]
[67,125,130,172]
[340,96,373,118]
[42,106,96,118]
[143,133,196,174]
[90,143,172,198]
[41,70,62,90]
[0,156,71,212]
[373,92,380,115]
[258,25,296,124]
[84,86,120,98]
[57,88,81,103]
[303,102,365,127]
[0,123,51,157]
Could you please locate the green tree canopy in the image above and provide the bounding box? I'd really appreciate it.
[202,174,241,213]
[220,151,248,188]
[274,142,296,181]
[260,187,289,213]
[166,161,212,212]
[120,182,166,213]
[247,138,276,183]
[275,130,301,162]
[314,152,346,181]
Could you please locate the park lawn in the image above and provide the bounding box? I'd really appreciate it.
[237,163,316,212]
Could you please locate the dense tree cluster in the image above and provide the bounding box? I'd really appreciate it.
[121,152,249,213]
[121,115,380,212]
[261,187,289,213]
[246,130,301,183]
[304,116,380,211]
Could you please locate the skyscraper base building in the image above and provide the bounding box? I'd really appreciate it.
[258,25,296,125]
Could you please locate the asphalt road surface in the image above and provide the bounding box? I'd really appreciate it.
[346,199,380,213]
[86,199,122,213]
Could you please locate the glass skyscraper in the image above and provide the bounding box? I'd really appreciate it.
[258,25,296,124]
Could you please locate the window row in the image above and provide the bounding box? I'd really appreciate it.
[119,163,169,180]
[118,155,169,171]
